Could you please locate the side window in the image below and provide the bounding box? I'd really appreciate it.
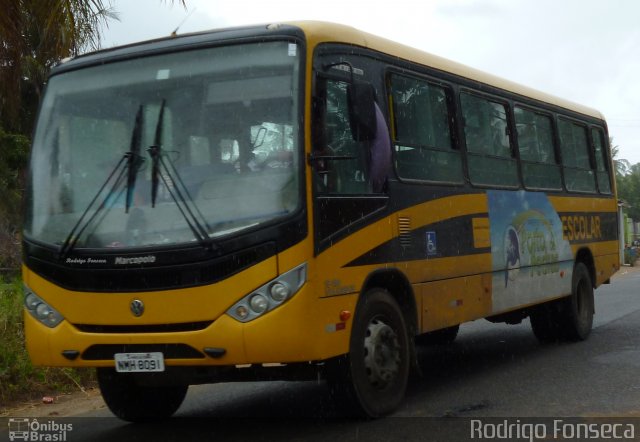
[558,119,596,192]
[313,78,382,194]
[460,92,518,187]
[389,74,462,183]
[591,127,612,194]
[514,107,561,190]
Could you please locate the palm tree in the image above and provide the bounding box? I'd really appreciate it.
[0,0,185,134]
[610,137,630,177]
[0,1,119,133]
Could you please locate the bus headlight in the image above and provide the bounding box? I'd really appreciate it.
[269,282,290,302]
[24,285,64,328]
[249,294,269,314]
[226,263,307,323]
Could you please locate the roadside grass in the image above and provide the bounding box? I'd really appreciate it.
[0,276,95,408]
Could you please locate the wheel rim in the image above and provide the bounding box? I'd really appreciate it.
[363,316,401,389]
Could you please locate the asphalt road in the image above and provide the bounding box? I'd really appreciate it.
[3,266,640,441]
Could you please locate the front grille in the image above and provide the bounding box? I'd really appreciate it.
[81,343,205,360]
[73,321,213,334]
[24,243,275,292]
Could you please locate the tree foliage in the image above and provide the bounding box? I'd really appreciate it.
[611,137,640,221]
[0,129,29,267]
[610,138,630,178]
[0,1,121,134]
[617,163,640,221]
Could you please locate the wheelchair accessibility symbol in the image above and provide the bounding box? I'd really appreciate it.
[426,231,437,256]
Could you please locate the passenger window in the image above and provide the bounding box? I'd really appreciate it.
[591,127,611,194]
[514,107,561,190]
[558,119,596,192]
[389,74,462,183]
[460,92,518,187]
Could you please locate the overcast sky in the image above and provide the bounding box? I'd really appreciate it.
[100,0,640,165]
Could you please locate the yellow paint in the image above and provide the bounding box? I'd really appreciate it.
[548,195,617,213]
[23,268,358,367]
[420,273,493,332]
[472,217,491,249]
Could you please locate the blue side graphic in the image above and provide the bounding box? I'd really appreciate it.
[487,190,573,313]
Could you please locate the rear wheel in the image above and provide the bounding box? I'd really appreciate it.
[328,288,410,417]
[530,262,594,343]
[97,368,188,422]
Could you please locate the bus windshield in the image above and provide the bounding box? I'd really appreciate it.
[25,41,301,251]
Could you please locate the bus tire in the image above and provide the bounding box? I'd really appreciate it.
[530,262,594,343]
[564,262,594,340]
[329,288,410,417]
[415,325,460,346]
[97,368,188,422]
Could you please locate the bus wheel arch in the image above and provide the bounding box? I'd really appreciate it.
[361,269,418,338]
[575,247,596,289]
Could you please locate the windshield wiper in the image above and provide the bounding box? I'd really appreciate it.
[148,99,212,248]
[126,106,145,213]
[58,106,145,259]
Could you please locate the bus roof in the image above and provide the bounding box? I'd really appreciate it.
[289,21,604,120]
[58,20,602,121]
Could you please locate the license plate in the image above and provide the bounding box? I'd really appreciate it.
[114,352,165,372]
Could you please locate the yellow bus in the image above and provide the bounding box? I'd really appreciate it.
[23,21,619,420]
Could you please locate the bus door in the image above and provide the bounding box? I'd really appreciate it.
[310,58,391,252]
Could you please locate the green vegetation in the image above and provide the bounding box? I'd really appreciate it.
[0,277,95,407]
[617,164,640,222]
[0,130,29,270]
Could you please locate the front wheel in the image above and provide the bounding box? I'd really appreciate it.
[97,368,188,422]
[328,288,410,417]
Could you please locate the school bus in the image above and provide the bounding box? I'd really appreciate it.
[22,21,619,420]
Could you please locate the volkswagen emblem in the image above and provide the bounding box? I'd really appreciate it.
[130,299,145,317]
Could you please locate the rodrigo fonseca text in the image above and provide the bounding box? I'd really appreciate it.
[470,418,635,441]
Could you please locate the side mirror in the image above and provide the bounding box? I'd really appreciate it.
[347,81,377,141]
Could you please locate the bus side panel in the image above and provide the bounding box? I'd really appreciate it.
[243,289,357,363]
[551,195,620,285]
[593,251,620,285]
[419,273,492,333]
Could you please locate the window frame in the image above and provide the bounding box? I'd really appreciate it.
[386,69,463,186]
[557,116,597,194]
[513,104,562,191]
[311,71,376,195]
[459,89,520,189]
[590,125,612,195]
